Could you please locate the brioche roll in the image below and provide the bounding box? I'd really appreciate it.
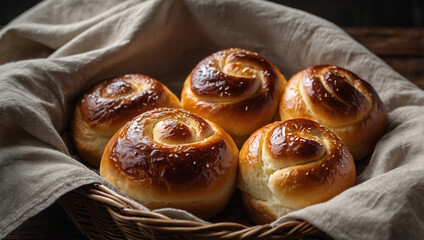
[100,108,239,219]
[181,48,287,147]
[238,118,356,224]
[71,74,181,167]
[279,65,387,160]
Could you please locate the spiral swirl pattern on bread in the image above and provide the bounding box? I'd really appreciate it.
[279,65,387,160]
[238,118,356,224]
[100,108,239,219]
[181,48,287,147]
[71,74,180,167]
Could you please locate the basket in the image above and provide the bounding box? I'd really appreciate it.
[59,183,330,239]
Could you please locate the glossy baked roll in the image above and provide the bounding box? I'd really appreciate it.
[181,48,287,147]
[71,74,181,167]
[100,108,239,219]
[238,118,356,224]
[279,65,388,160]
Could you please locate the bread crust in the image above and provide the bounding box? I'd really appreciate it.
[100,108,239,219]
[238,119,356,224]
[279,65,388,160]
[71,74,180,167]
[181,48,287,148]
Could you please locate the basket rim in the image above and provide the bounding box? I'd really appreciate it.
[61,182,329,239]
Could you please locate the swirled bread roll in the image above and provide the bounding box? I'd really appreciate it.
[71,74,181,167]
[238,119,356,224]
[279,65,388,160]
[181,48,287,147]
[100,108,239,219]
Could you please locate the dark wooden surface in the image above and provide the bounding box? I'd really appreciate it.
[344,27,424,89]
[4,27,424,239]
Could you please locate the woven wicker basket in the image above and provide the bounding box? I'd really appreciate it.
[59,183,330,239]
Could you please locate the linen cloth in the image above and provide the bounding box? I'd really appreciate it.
[1,0,423,239]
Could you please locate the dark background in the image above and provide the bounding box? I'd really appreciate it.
[1,0,424,27]
[271,0,424,27]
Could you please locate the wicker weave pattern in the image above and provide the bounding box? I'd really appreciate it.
[60,183,328,239]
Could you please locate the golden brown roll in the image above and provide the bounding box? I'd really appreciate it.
[71,74,181,167]
[238,118,356,224]
[279,65,388,160]
[100,108,239,219]
[181,48,287,147]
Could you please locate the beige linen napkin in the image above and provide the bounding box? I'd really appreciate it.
[1,0,423,239]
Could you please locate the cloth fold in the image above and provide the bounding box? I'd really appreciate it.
[1,0,423,239]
